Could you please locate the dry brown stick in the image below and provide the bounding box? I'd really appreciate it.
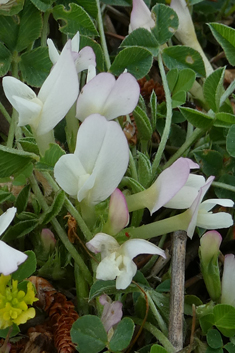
[169,230,187,352]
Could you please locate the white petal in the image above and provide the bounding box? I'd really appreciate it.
[76,73,116,122]
[71,31,80,52]
[0,207,16,236]
[122,239,166,260]
[13,96,42,129]
[0,241,27,275]
[3,76,36,110]
[129,0,155,33]
[37,40,79,135]
[87,65,96,83]
[75,46,96,73]
[197,211,233,230]
[96,252,121,281]
[47,38,60,64]
[54,154,86,197]
[116,256,137,289]
[200,198,234,212]
[221,254,235,306]
[86,233,119,257]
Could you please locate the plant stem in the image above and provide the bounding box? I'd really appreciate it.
[212,181,235,193]
[41,10,51,47]
[0,102,11,124]
[96,0,111,70]
[147,292,168,336]
[152,53,172,178]
[29,174,93,284]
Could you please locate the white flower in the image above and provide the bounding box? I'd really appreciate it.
[87,233,166,289]
[186,176,234,238]
[75,72,140,122]
[129,0,155,33]
[0,207,27,275]
[47,31,96,75]
[3,40,79,136]
[221,254,235,307]
[54,114,129,206]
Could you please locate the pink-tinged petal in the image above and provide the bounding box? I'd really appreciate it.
[54,154,86,197]
[221,254,235,306]
[0,241,27,275]
[122,239,166,260]
[0,207,16,236]
[3,76,36,109]
[100,294,123,332]
[200,198,234,212]
[37,40,79,135]
[129,0,155,33]
[75,115,129,204]
[75,46,96,73]
[100,73,140,120]
[40,228,56,252]
[186,176,214,238]
[76,73,140,121]
[86,233,119,257]
[200,230,222,263]
[197,211,233,230]
[149,157,193,214]
[47,38,60,64]
[116,256,137,289]
[105,189,129,235]
[164,174,205,209]
[12,96,42,129]
[76,73,116,121]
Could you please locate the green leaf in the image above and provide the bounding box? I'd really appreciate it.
[121,28,159,56]
[151,4,179,45]
[40,190,65,225]
[89,280,138,301]
[179,107,213,129]
[71,316,107,353]
[18,137,39,154]
[203,67,225,113]
[224,342,235,353]
[199,314,215,334]
[133,105,153,140]
[169,123,186,146]
[15,184,31,214]
[80,35,104,72]
[0,189,15,203]
[150,345,169,353]
[0,42,12,76]
[76,0,97,18]
[30,0,54,12]
[207,329,223,349]
[0,16,18,51]
[226,125,235,157]
[162,46,206,77]
[0,0,24,16]
[12,250,37,281]
[208,23,235,66]
[214,112,235,128]
[184,295,203,316]
[20,47,52,87]
[109,318,134,351]
[16,0,42,52]
[214,304,235,337]
[110,47,153,79]
[214,175,235,203]
[137,152,152,188]
[167,68,178,92]
[0,323,19,339]
[36,143,65,171]
[193,150,223,177]
[2,219,38,241]
[53,3,98,36]
[171,90,186,108]
[100,0,131,4]
[0,145,38,178]
[172,68,196,95]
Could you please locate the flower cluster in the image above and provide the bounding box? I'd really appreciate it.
[0,274,38,329]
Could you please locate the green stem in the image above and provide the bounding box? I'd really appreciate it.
[152,53,172,177]
[74,263,89,314]
[131,317,175,353]
[96,0,111,70]
[42,172,93,240]
[29,174,93,284]
[129,149,138,181]
[212,181,235,193]
[147,292,168,336]
[0,102,11,124]
[163,127,206,169]
[41,10,51,47]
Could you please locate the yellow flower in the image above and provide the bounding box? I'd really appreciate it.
[0,274,38,329]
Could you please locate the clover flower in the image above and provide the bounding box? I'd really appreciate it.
[0,207,27,276]
[87,233,165,289]
[99,294,123,333]
[129,0,155,33]
[0,274,38,329]
[75,72,140,122]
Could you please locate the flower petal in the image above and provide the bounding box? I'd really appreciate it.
[12,96,42,129]
[129,0,155,32]
[221,254,235,307]
[37,40,79,135]
[47,38,60,64]
[200,230,222,263]
[86,233,119,257]
[71,31,80,52]
[122,239,166,260]
[0,241,27,275]
[197,211,233,230]
[105,189,129,235]
[75,46,96,73]
[116,256,137,289]
[54,154,86,197]
[96,252,121,281]
[0,207,16,236]
[200,198,234,211]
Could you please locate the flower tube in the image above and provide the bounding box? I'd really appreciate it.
[87,233,166,289]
